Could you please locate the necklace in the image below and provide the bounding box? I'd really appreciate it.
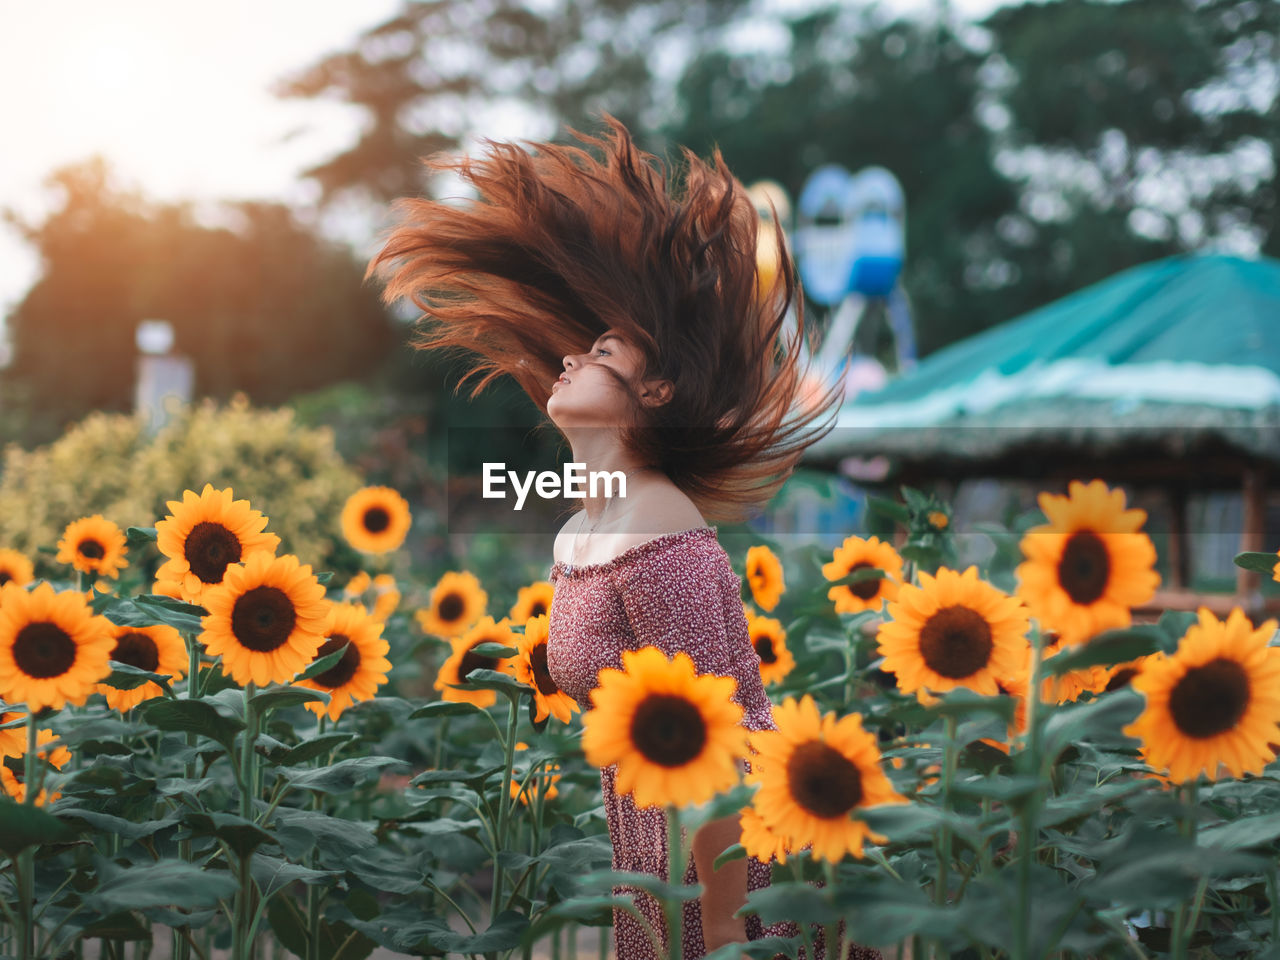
[567,469,643,569]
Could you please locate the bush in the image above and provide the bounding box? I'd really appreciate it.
[0,395,364,576]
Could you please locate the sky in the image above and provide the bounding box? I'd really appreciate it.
[0,0,1010,322]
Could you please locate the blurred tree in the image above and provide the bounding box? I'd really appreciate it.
[2,158,398,444]
[665,0,1279,355]
[273,0,742,208]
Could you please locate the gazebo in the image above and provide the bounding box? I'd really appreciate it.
[805,252,1280,616]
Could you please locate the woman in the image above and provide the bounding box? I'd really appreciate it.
[368,115,879,960]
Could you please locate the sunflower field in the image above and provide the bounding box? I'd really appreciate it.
[3,474,1280,960]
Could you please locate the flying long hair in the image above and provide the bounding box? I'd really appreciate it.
[366,114,843,524]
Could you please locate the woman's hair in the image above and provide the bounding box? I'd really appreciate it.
[366,114,843,524]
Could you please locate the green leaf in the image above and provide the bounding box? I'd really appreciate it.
[1042,626,1163,675]
[471,642,518,658]
[57,807,180,842]
[293,643,349,683]
[865,497,908,525]
[249,687,328,715]
[281,756,409,793]
[250,852,341,900]
[84,856,239,913]
[0,799,76,854]
[924,687,1016,723]
[454,667,528,699]
[102,661,175,692]
[1199,813,1280,852]
[577,869,704,904]
[704,938,804,960]
[409,700,486,720]
[713,843,746,871]
[430,910,529,953]
[1234,551,1279,575]
[315,571,334,584]
[827,566,886,588]
[183,811,279,859]
[141,698,243,752]
[276,733,354,767]
[272,807,378,863]
[125,526,158,545]
[741,881,839,924]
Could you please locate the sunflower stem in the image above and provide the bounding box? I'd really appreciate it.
[931,714,958,960]
[176,630,200,960]
[487,694,520,960]
[307,715,327,960]
[1171,781,1200,960]
[16,710,38,960]
[665,805,684,960]
[1013,633,1045,960]
[234,681,258,960]
[822,860,841,960]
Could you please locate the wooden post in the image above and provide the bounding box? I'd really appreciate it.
[1237,465,1268,611]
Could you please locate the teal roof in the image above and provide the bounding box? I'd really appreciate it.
[807,253,1280,466]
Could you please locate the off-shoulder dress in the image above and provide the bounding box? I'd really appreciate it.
[545,525,882,960]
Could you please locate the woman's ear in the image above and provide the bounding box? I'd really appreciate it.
[639,378,674,407]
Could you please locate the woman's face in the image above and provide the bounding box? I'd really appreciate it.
[546,329,668,428]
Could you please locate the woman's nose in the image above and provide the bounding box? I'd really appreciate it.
[562,354,577,372]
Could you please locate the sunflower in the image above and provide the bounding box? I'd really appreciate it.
[1039,632,1109,705]
[0,550,34,589]
[740,804,791,865]
[746,613,795,687]
[876,566,1030,698]
[434,616,518,709]
[510,581,555,623]
[748,695,905,862]
[341,486,412,555]
[745,546,785,612]
[416,571,487,638]
[0,582,115,711]
[0,714,71,770]
[582,646,747,809]
[199,552,334,688]
[822,536,903,614]
[510,741,562,806]
[1124,607,1280,783]
[95,623,188,713]
[294,601,391,721]
[343,571,372,598]
[928,511,949,531]
[513,614,578,723]
[1103,654,1152,692]
[155,484,281,604]
[1,759,62,806]
[981,673,1031,754]
[57,515,128,580]
[1016,479,1160,646]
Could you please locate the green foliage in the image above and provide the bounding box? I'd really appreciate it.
[0,396,364,575]
[1,159,397,444]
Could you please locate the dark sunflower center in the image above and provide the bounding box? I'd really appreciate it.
[437,592,465,623]
[786,741,863,819]
[311,633,360,688]
[1168,657,1249,739]
[112,632,159,672]
[0,572,12,586]
[230,586,297,652]
[185,522,243,584]
[919,605,994,679]
[13,622,76,679]
[754,635,778,664]
[78,539,105,560]
[457,646,500,682]
[1105,667,1139,692]
[845,561,881,601]
[362,507,391,534]
[1057,531,1111,605]
[530,601,547,618]
[529,643,559,696]
[629,694,707,767]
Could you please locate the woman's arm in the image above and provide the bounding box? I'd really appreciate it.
[692,811,748,952]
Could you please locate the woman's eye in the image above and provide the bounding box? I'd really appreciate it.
[596,349,610,356]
